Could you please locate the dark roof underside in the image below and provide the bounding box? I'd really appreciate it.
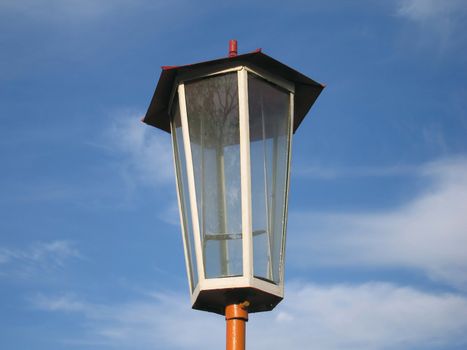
[143,51,324,134]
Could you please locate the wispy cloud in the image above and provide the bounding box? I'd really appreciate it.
[33,294,87,313]
[32,282,467,350]
[30,291,221,349]
[397,0,466,21]
[102,111,174,189]
[0,240,81,277]
[157,200,182,226]
[1,111,175,209]
[294,163,420,180]
[289,157,467,290]
[396,0,467,51]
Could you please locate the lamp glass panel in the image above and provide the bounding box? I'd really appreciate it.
[171,96,198,290]
[248,74,291,284]
[184,73,243,279]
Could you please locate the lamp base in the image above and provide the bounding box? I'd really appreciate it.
[192,286,282,315]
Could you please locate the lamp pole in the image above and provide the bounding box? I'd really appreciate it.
[226,302,249,350]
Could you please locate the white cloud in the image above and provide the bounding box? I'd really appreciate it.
[104,111,174,188]
[289,158,467,290]
[0,240,81,277]
[31,291,222,349]
[397,0,466,21]
[294,163,419,179]
[33,294,86,313]
[157,200,183,226]
[396,0,467,50]
[32,282,467,350]
[31,241,81,262]
[1,112,175,208]
[254,282,467,350]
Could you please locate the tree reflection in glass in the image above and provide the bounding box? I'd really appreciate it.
[185,73,242,278]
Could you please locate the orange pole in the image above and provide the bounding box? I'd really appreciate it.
[225,302,249,350]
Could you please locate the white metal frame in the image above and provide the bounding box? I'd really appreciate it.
[173,65,294,306]
[170,117,194,293]
[178,84,206,286]
[277,92,294,296]
[238,68,253,281]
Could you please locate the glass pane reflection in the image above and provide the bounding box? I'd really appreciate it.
[185,73,243,279]
[171,96,198,290]
[248,74,291,284]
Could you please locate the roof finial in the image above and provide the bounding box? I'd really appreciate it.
[229,40,238,57]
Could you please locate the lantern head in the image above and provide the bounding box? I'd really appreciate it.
[143,47,324,315]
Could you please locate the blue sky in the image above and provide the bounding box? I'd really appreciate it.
[1,0,467,349]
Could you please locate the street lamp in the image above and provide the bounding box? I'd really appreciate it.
[143,40,324,349]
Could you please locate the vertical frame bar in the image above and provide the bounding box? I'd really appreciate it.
[170,111,194,292]
[238,68,253,279]
[279,91,294,289]
[178,83,206,282]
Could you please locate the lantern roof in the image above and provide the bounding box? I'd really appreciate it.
[143,49,324,133]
